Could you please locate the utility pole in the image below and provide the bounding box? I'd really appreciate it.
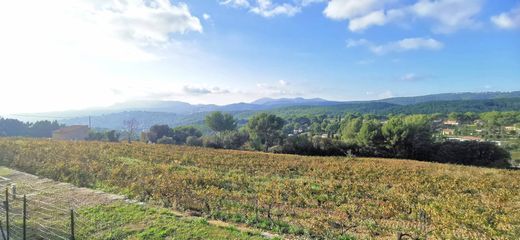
[23,195,26,240]
[5,188,9,240]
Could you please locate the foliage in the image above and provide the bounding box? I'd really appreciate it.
[0,138,518,239]
[205,112,237,133]
[247,113,285,152]
[87,130,120,142]
[186,136,203,147]
[280,135,355,156]
[157,136,175,145]
[171,126,203,144]
[0,118,62,138]
[148,124,173,143]
[250,98,520,118]
[433,141,511,167]
[147,125,202,145]
[220,130,250,149]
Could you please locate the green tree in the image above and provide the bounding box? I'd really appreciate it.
[247,113,285,152]
[148,125,173,143]
[356,120,383,148]
[171,126,202,144]
[205,112,237,133]
[382,115,433,160]
[340,117,362,143]
[106,130,120,142]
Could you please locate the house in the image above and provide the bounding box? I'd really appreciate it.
[443,120,459,126]
[52,125,89,141]
[442,129,455,136]
[505,126,518,132]
[447,136,483,142]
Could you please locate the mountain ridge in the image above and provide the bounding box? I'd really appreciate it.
[7,91,520,123]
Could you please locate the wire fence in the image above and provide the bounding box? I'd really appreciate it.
[0,176,104,240]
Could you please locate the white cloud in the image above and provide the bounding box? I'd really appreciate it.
[400,73,427,81]
[256,80,302,96]
[324,0,483,33]
[251,2,301,17]
[0,0,202,62]
[347,37,443,54]
[411,0,483,33]
[279,80,289,86]
[324,0,385,20]
[183,86,231,95]
[0,0,203,114]
[221,0,322,18]
[491,6,520,30]
[397,38,443,50]
[348,10,387,32]
[203,13,211,20]
[220,0,251,8]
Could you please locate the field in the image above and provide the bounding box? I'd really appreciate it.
[0,138,519,239]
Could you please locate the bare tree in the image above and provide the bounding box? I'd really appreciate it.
[123,118,140,143]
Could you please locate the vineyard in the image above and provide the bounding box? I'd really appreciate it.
[0,167,269,240]
[0,138,519,239]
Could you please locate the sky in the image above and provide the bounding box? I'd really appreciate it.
[0,0,519,114]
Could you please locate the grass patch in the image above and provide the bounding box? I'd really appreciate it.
[77,203,267,240]
[512,152,520,160]
[0,167,13,177]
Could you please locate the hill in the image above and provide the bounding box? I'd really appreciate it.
[380,91,520,105]
[247,97,520,118]
[0,138,518,239]
[60,97,520,130]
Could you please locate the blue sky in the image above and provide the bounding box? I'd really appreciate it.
[0,0,519,114]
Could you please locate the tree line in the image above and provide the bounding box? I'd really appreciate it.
[0,118,63,138]
[143,112,512,168]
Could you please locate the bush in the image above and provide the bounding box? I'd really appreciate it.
[171,126,202,145]
[433,141,511,167]
[157,136,174,145]
[221,131,249,149]
[186,136,203,147]
[202,135,223,149]
[280,135,357,156]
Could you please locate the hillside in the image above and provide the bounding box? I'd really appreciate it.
[245,97,520,118]
[0,138,518,239]
[380,91,520,105]
[59,97,520,130]
[9,90,519,121]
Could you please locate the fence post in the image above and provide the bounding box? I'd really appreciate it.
[5,188,9,240]
[23,195,26,240]
[70,209,75,240]
[0,220,6,240]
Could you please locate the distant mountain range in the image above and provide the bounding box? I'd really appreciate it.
[7,91,520,130]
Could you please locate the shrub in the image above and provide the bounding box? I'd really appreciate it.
[221,131,249,149]
[157,136,174,145]
[186,136,203,147]
[433,141,511,167]
[202,135,223,149]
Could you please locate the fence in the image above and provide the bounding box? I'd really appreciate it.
[0,176,95,240]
